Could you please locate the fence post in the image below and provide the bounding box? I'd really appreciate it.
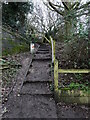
[53,40,55,64]
[54,59,58,95]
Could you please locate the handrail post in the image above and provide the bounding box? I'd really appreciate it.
[50,36,54,64]
[54,59,58,94]
[50,36,55,64]
[53,40,55,64]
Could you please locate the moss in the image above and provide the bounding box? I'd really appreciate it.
[2,43,29,56]
[58,87,90,96]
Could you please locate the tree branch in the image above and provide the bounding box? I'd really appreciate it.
[70,2,80,10]
[62,2,69,10]
[43,2,55,11]
[50,2,64,9]
[48,1,64,16]
[75,11,89,17]
[76,1,90,10]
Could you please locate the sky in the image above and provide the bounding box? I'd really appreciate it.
[32,0,88,5]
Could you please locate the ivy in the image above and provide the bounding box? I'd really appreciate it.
[68,82,89,91]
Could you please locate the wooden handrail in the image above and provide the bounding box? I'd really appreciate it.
[58,69,90,73]
[50,36,55,64]
[44,36,51,43]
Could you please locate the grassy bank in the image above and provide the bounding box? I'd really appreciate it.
[2,43,29,56]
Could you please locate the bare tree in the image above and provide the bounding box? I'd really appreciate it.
[26,1,61,39]
[45,0,90,39]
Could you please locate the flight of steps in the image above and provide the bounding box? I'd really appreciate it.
[19,43,57,118]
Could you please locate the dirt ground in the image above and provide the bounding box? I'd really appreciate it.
[56,102,89,118]
[2,52,31,102]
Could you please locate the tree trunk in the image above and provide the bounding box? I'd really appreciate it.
[65,20,73,40]
[64,8,73,40]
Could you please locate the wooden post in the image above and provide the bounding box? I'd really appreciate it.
[50,36,54,64]
[53,40,55,64]
[50,36,55,64]
[54,59,58,94]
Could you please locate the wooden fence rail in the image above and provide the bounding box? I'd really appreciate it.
[58,69,90,73]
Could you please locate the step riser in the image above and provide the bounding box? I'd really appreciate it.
[33,58,51,60]
[36,51,50,53]
[25,80,52,83]
[37,49,50,50]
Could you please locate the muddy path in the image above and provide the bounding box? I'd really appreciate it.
[2,43,89,119]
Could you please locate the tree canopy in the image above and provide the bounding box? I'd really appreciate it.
[2,2,33,30]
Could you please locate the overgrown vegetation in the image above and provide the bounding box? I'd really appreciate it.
[2,2,33,31]
[2,43,29,56]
